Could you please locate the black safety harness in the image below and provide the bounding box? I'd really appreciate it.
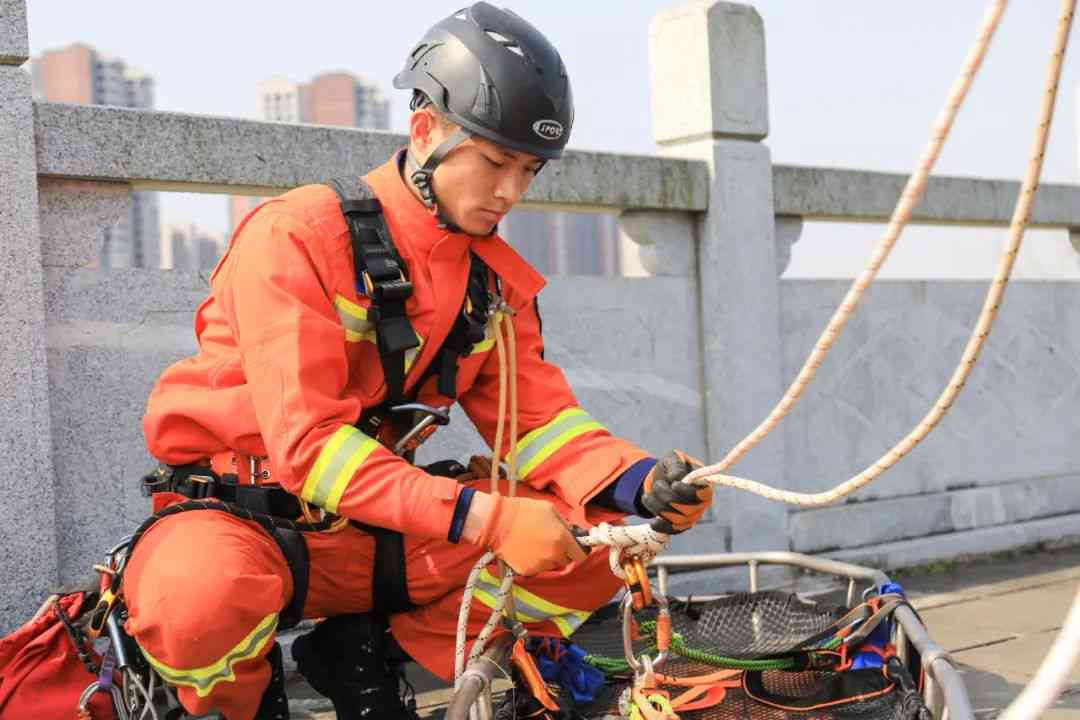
[136,174,498,624]
[329,175,493,440]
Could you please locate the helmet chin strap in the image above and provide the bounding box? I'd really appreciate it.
[407,128,470,233]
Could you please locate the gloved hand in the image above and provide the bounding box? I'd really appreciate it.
[457,455,506,483]
[640,450,712,534]
[465,493,587,576]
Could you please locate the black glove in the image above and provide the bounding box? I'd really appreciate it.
[640,450,712,534]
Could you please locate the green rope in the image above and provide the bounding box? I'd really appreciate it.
[584,624,788,673]
[583,621,844,675]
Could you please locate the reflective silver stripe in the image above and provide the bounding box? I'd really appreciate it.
[334,294,375,343]
[301,426,379,513]
[474,569,590,637]
[510,408,606,479]
[140,612,278,697]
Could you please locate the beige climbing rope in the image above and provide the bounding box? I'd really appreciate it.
[455,307,521,684]
[681,0,1072,509]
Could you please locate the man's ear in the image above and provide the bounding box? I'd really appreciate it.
[409,109,436,161]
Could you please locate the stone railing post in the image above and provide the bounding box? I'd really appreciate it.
[0,0,59,628]
[650,1,787,552]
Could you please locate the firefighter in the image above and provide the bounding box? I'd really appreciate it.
[124,4,713,718]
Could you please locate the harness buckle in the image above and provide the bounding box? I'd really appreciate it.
[140,464,174,497]
[248,455,271,484]
[362,269,413,304]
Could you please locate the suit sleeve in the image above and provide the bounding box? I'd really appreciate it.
[458,293,650,514]
[219,208,461,539]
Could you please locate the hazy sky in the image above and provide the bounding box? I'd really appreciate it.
[24,1,1080,277]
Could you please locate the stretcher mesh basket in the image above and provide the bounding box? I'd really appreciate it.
[561,592,925,720]
[573,591,845,661]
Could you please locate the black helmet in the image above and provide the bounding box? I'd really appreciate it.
[394,2,574,160]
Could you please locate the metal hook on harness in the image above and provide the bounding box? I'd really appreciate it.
[390,402,451,456]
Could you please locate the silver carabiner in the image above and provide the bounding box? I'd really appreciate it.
[621,592,671,684]
[621,593,643,676]
[78,680,102,715]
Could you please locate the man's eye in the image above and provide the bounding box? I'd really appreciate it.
[485,156,504,168]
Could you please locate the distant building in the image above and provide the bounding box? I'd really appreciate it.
[259,76,305,124]
[501,209,626,277]
[257,72,390,129]
[228,72,393,234]
[162,223,226,272]
[31,43,160,270]
[241,71,633,277]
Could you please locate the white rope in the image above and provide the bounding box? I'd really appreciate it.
[455,550,499,684]
[678,0,1069,513]
[454,310,520,686]
[999,582,1080,720]
[711,0,1009,477]
[576,523,669,579]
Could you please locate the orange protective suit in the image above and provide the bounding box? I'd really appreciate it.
[126,151,649,718]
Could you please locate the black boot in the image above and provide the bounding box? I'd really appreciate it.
[254,642,290,720]
[292,614,418,719]
[494,689,582,720]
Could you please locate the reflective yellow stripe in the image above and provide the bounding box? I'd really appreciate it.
[474,569,591,637]
[334,294,425,373]
[405,338,423,373]
[139,612,278,698]
[334,294,375,343]
[301,426,379,513]
[469,325,495,355]
[509,408,606,479]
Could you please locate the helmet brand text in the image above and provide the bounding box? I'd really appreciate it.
[532,119,564,141]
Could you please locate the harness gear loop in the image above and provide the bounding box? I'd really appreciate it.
[299,498,350,533]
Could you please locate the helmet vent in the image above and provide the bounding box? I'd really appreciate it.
[453,9,468,20]
[484,30,525,58]
[472,67,502,122]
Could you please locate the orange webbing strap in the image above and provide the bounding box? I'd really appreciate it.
[670,680,741,712]
[510,638,560,712]
[655,668,742,687]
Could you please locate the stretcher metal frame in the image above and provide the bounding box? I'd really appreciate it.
[446,551,974,720]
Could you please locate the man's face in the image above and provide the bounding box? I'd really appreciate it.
[413,110,543,235]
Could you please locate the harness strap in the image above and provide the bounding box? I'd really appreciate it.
[355,524,415,615]
[327,177,419,407]
[357,251,493,444]
[432,252,491,399]
[324,175,497,620]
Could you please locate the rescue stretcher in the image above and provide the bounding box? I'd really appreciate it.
[447,552,972,720]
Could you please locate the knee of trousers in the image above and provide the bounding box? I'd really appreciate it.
[123,509,292,692]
